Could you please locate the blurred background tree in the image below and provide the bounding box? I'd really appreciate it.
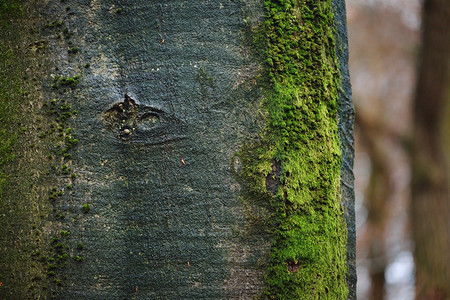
[347,0,417,299]
[412,0,450,298]
[348,0,449,299]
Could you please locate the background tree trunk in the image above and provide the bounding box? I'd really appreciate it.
[412,0,450,299]
[356,118,390,300]
[1,0,355,298]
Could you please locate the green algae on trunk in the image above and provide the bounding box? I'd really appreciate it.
[0,0,24,194]
[0,2,57,297]
[237,0,348,298]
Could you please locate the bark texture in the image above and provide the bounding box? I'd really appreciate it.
[0,0,354,298]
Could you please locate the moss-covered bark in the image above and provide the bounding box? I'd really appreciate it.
[0,0,22,195]
[238,0,348,298]
[1,1,55,297]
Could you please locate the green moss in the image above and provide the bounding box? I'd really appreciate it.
[82,203,90,214]
[0,0,23,28]
[0,41,19,194]
[37,95,80,292]
[67,46,78,54]
[52,75,79,89]
[60,230,70,237]
[62,164,70,175]
[238,0,348,298]
[44,20,64,28]
[73,255,84,262]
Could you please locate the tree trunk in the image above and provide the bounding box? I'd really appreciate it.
[412,0,450,299]
[0,0,355,298]
[357,120,390,300]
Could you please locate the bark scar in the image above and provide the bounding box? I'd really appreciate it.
[102,94,186,145]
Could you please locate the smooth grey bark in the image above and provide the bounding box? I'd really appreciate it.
[44,1,268,298]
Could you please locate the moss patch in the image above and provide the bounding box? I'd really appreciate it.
[0,0,25,193]
[238,0,348,298]
[0,45,18,194]
[0,0,22,28]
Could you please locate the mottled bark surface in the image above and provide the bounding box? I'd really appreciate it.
[412,0,450,299]
[1,1,354,298]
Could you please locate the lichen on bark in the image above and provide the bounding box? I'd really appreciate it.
[237,0,348,298]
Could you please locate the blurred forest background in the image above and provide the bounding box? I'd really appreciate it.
[348,0,449,299]
[348,0,419,298]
